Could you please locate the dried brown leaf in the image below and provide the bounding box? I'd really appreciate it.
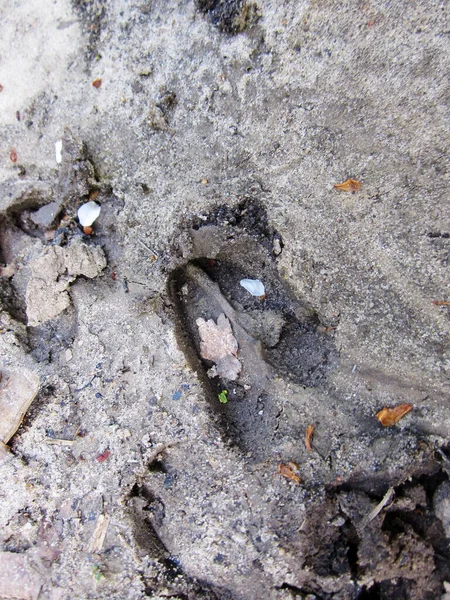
[278,462,301,484]
[334,178,361,192]
[376,403,412,427]
[196,313,241,381]
[305,424,315,452]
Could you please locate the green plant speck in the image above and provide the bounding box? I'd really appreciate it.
[218,390,228,404]
[92,565,104,582]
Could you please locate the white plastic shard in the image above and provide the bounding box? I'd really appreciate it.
[240,278,265,297]
[77,201,101,227]
[55,139,63,164]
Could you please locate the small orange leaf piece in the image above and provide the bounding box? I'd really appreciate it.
[433,300,450,307]
[376,404,412,427]
[92,78,102,89]
[278,462,301,484]
[305,424,315,452]
[334,178,361,192]
[9,148,18,163]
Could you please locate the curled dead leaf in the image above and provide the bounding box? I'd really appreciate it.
[278,462,301,484]
[334,178,361,192]
[376,403,412,427]
[305,424,315,452]
[92,78,102,89]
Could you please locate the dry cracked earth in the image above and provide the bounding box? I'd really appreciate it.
[0,0,449,599]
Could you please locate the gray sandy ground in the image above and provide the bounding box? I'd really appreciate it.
[0,0,449,599]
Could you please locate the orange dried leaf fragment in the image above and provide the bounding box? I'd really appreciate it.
[376,403,412,427]
[92,78,102,89]
[305,424,315,452]
[278,462,301,484]
[334,178,361,192]
[433,300,450,307]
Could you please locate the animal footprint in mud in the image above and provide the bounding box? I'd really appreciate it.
[169,202,338,457]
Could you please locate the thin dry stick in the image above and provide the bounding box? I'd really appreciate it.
[359,487,394,531]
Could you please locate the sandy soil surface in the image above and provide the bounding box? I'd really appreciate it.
[0,1,449,598]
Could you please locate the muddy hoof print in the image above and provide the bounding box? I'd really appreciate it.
[169,201,338,458]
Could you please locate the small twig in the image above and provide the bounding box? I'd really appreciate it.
[127,279,151,288]
[359,487,394,531]
[45,438,74,446]
[137,238,158,257]
[88,514,110,554]
[146,441,180,465]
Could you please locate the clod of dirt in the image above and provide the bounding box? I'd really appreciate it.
[196,0,260,34]
[0,368,40,460]
[147,102,168,131]
[55,128,98,211]
[26,238,106,326]
[301,465,450,599]
[434,481,450,538]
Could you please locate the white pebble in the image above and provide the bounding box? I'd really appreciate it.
[240,278,265,297]
[77,201,101,227]
[55,140,63,164]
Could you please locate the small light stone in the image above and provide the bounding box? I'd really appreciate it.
[77,201,101,227]
[273,238,282,255]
